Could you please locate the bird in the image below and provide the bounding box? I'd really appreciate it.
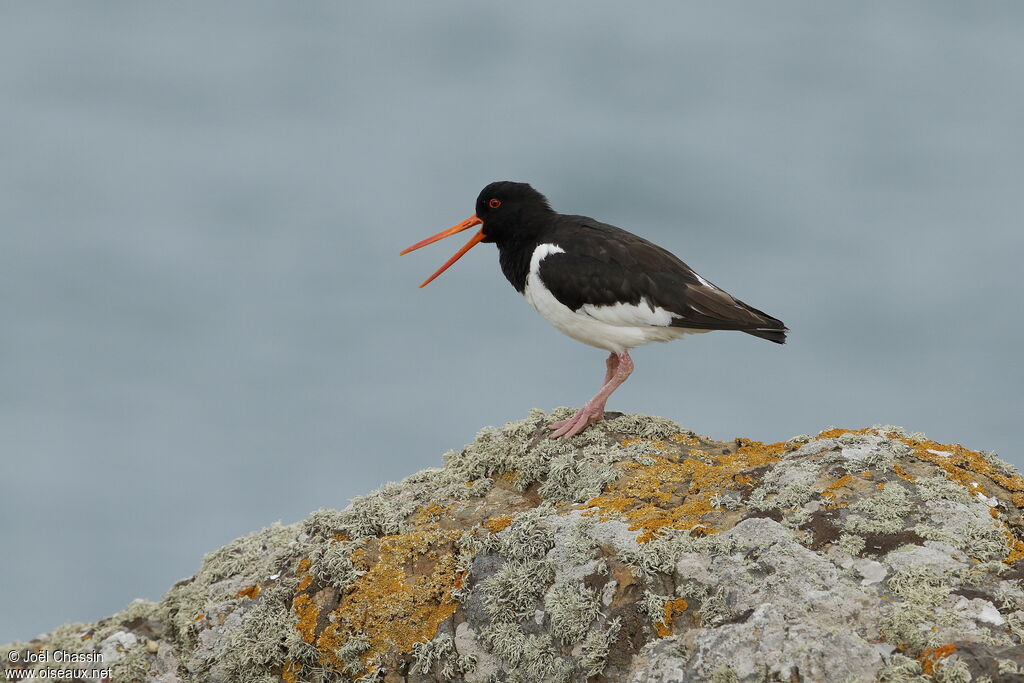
[400,181,787,439]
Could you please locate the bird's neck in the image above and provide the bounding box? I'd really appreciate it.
[497,238,539,294]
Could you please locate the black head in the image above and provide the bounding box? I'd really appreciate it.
[475,181,554,244]
[400,181,555,288]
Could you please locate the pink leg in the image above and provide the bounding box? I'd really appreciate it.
[550,351,634,439]
[550,353,619,431]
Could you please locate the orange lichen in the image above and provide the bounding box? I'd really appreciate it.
[296,568,313,592]
[901,437,1024,495]
[484,514,514,534]
[235,584,261,600]
[281,660,299,683]
[410,503,447,525]
[876,482,886,490]
[586,438,786,542]
[919,643,957,675]
[1002,524,1024,564]
[292,593,319,644]
[896,436,1024,562]
[821,475,853,500]
[655,598,689,637]
[892,463,916,482]
[817,427,873,439]
[299,526,463,676]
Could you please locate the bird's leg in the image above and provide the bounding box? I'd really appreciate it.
[602,352,620,387]
[550,351,634,439]
[550,353,620,431]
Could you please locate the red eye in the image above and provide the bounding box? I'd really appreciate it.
[488,198,501,209]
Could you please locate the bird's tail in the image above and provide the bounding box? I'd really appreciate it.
[745,322,787,344]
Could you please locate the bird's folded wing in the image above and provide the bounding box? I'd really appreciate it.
[539,220,782,332]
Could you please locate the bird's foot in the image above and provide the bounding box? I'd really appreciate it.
[549,406,605,439]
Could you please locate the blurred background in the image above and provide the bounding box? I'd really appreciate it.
[2,1,1022,642]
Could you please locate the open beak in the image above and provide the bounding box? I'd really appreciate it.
[400,215,485,288]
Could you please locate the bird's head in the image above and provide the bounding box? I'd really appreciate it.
[474,181,553,244]
[400,181,553,287]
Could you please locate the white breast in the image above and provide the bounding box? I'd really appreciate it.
[522,243,706,353]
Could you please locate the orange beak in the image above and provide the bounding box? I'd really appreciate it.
[400,215,485,288]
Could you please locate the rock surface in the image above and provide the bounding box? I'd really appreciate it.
[6,409,1024,682]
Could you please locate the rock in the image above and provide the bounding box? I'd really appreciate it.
[5,410,1024,682]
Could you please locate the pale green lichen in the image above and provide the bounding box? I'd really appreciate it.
[443,409,669,500]
[999,658,1024,675]
[163,521,300,659]
[843,483,913,535]
[514,632,573,683]
[933,656,972,683]
[621,528,737,577]
[747,460,819,511]
[640,590,673,624]
[838,533,867,556]
[959,519,1011,560]
[916,516,1009,561]
[578,617,621,678]
[223,587,296,678]
[537,449,619,503]
[332,481,421,538]
[479,626,573,683]
[603,412,688,440]
[308,538,366,587]
[480,622,527,667]
[916,475,973,504]
[881,566,954,651]
[336,634,372,676]
[108,641,153,681]
[543,579,601,644]
[411,633,477,679]
[676,580,730,627]
[481,558,556,624]
[464,507,555,561]
[710,664,741,683]
[877,653,928,682]
[561,515,599,566]
[1006,611,1024,641]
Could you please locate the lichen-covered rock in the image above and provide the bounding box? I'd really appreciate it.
[6,410,1024,682]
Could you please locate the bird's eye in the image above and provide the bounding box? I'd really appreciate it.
[488,198,501,209]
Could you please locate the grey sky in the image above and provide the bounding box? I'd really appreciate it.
[2,2,1022,642]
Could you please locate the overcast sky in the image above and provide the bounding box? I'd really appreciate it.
[2,2,1022,642]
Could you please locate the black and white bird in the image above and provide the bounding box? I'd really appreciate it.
[401,182,787,438]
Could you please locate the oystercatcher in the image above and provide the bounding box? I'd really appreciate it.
[401,182,787,438]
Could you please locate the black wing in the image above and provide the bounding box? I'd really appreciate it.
[538,216,788,343]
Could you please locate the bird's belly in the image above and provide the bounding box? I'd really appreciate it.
[523,273,702,353]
